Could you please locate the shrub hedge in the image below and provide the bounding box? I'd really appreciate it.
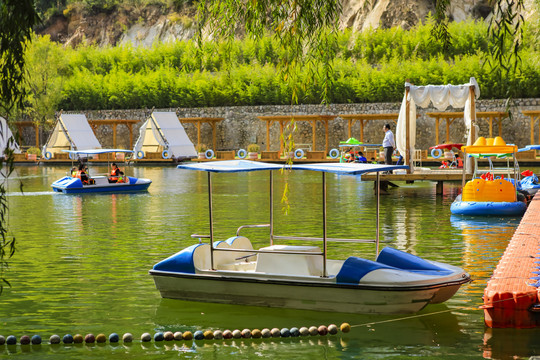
[27,20,540,110]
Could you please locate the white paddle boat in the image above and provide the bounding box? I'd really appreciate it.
[150,160,470,314]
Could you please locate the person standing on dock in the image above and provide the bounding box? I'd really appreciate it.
[382,124,395,166]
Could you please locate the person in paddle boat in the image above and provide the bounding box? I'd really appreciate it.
[356,151,367,163]
[71,167,77,177]
[76,164,94,185]
[109,163,125,183]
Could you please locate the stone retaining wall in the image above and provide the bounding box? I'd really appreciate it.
[20,98,540,153]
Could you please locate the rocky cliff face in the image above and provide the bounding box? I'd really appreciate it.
[39,0,533,47]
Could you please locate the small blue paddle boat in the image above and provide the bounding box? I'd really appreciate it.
[51,149,151,194]
[150,160,470,314]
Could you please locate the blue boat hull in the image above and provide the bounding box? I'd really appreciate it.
[450,200,527,216]
[52,176,151,194]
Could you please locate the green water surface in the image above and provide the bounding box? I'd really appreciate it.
[1,164,539,359]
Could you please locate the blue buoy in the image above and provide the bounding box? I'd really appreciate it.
[193,331,204,340]
[290,327,300,337]
[109,333,119,343]
[49,335,61,344]
[6,335,16,345]
[31,335,42,345]
[62,334,73,344]
[154,332,164,342]
[280,328,290,338]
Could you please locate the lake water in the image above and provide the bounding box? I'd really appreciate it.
[2,164,539,359]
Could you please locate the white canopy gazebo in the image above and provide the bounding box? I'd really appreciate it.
[396,77,480,173]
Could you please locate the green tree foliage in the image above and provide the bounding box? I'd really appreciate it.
[20,34,65,127]
[25,19,538,111]
[0,0,39,295]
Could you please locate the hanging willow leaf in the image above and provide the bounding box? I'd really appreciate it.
[0,0,38,296]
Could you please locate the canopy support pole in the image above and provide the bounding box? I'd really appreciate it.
[462,150,467,188]
[376,172,380,256]
[322,171,327,277]
[405,87,411,174]
[269,170,274,246]
[469,86,477,174]
[435,117,440,145]
[208,172,215,271]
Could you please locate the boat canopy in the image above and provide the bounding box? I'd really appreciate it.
[519,145,540,152]
[339,137,363,146]
[62,149,134,155]
[177,160,408,175]
[461,145,517,155]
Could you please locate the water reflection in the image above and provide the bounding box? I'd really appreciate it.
[2,165,535,359]
[450,215,519,283]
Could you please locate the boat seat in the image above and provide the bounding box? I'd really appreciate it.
[213,236,255,270]
[255,245,323,276]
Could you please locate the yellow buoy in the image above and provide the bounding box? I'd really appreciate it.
[340,323,351,333]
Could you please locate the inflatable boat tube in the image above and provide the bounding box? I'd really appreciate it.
[450,199,527,216]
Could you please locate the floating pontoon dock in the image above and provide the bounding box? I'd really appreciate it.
[482,192,540,328]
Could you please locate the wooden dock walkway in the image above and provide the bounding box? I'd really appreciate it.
[482,193,540,328]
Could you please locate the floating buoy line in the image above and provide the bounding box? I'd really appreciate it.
[0,323,350,346]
